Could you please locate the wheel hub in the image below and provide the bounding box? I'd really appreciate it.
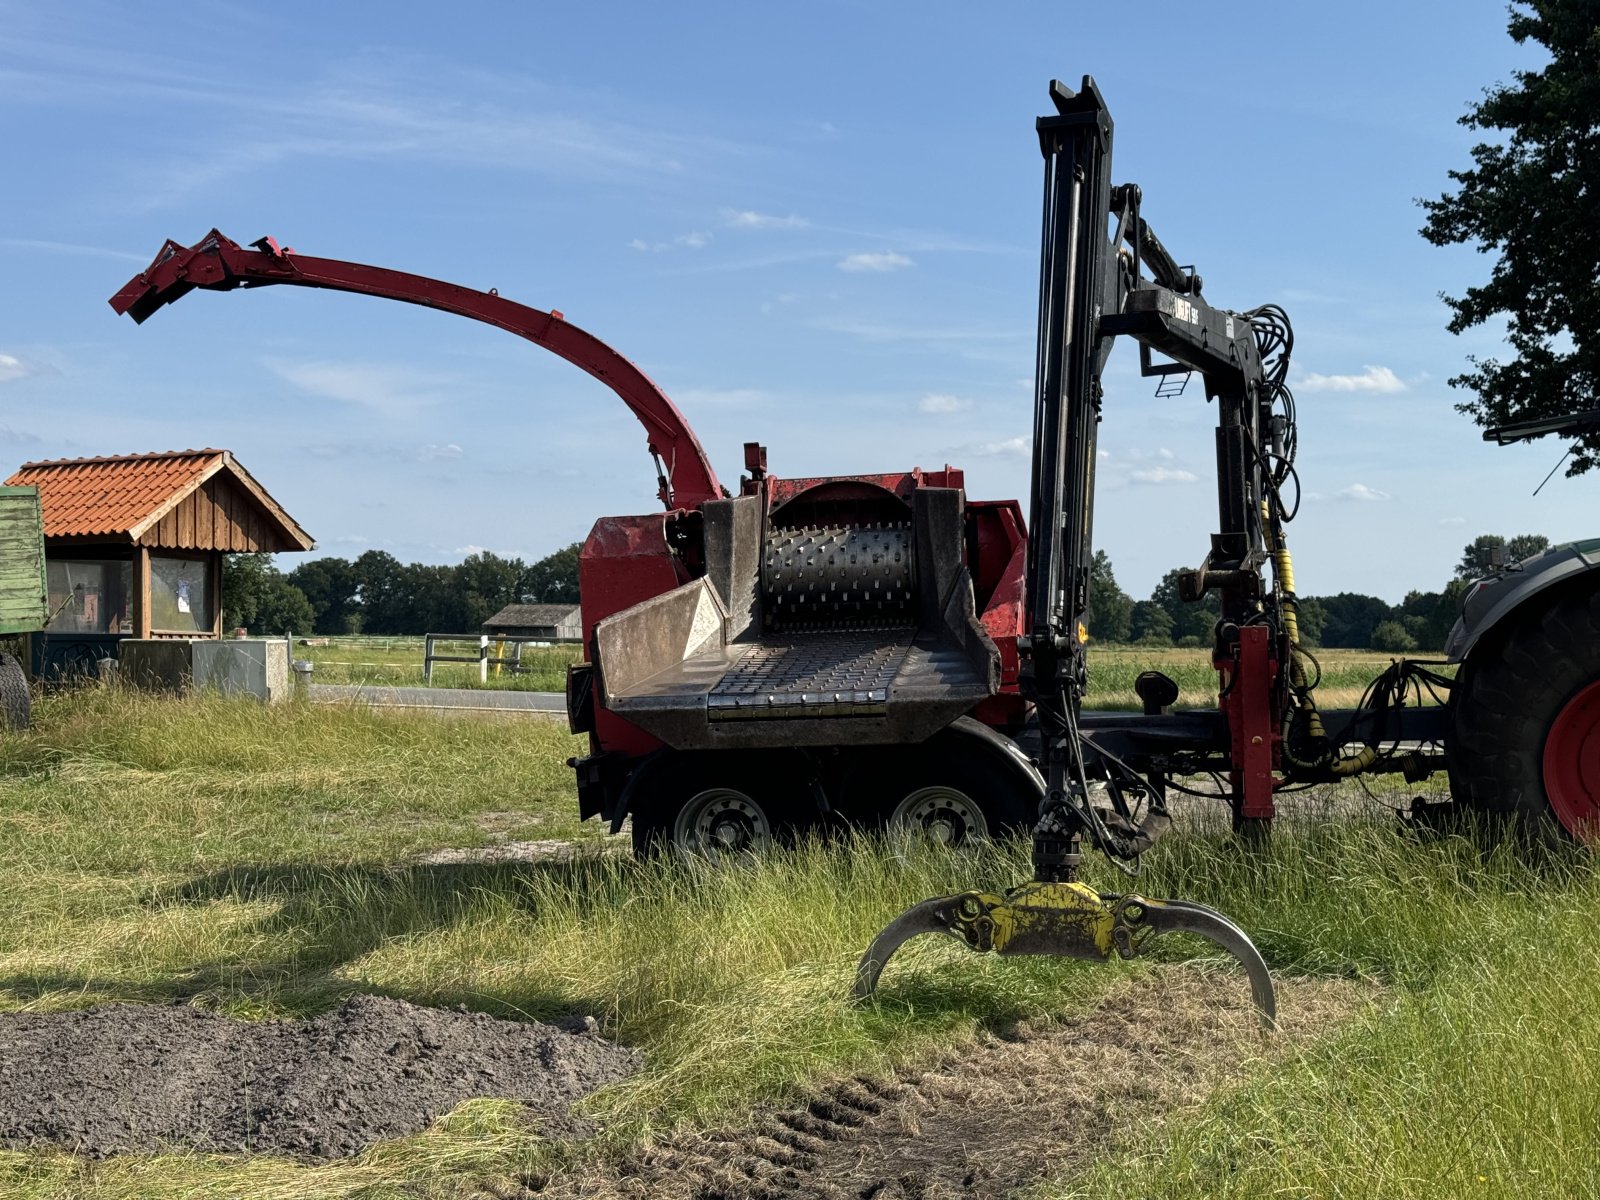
[674,787,772,859]
[1544,678,1600,842]
[890,786,989,847]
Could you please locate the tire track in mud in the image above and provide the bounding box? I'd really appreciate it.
[511,968,1368,1200]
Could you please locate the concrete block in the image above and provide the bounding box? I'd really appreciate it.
[118,638,292,703]
[118,640,195,692]
[193,639,291,703]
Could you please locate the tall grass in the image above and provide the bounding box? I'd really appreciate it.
[0,689,1593,1200]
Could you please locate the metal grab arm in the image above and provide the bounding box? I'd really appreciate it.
[854,880,1276,1030]
[108,230,723,510]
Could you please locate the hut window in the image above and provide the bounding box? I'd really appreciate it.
[150,555,213,633]
[46,560,133,634]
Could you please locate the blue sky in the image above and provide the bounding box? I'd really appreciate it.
[0,0,1588,601]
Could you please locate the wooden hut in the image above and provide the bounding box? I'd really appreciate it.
[3,449,313,676]
[483,603,582,641]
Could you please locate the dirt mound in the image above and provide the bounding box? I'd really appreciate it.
[520,969,1367,1200]
[0,994,639,1160]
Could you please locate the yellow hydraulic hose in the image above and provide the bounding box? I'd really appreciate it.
[1263,503,1375,776]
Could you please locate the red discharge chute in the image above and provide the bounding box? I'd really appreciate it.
[109,231,723,510]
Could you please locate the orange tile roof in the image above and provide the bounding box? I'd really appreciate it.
[3,449,313,549]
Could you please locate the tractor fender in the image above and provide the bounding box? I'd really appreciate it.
[938,715,1047,809]
[1445,538,1600,662]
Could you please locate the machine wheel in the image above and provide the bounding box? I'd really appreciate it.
[631,751,812,861]
[841,735,1036,847]
[1448,584,1600,843]
[0,652,30,731]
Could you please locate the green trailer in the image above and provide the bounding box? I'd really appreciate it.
[0,485,48,728]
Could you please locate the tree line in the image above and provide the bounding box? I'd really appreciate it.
[225,530,1551,646]
[221,545,582,636]
[1089,533,1551,652]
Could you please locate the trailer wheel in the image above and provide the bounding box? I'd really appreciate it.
[631,751,810,861]
[842,735,1036,847]
[1449,584,1600,843]
[0,653,30,731]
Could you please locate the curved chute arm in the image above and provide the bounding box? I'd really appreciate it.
[108,230,723,509]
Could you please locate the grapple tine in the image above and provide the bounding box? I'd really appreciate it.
[852,898,953,999]
[853,886,1277,1032]
[1122,896,1277,1030]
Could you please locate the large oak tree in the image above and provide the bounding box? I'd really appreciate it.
[1420,1,1600,473]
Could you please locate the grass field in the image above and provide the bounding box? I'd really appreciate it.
[298,636,1433,713]
[0,687,1589,1199]
[299,636,580,691]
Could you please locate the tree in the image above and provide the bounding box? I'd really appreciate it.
[1293,595,1327,647]
[1455,532,1552,580]
[288,556,361,634]
[1420,2,1600,474]
[1150,568,1221,642]
[1370,620,1419,653]
[455,551,528,630]
[352,550,407,634]
[1087,550,1133,642]
[1129,600,1173,645]
[221,554,315,635]
[1316,592,1395,649]
[523,543,581,604]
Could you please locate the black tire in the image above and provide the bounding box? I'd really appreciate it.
[837,731,1037,847]
[1448,583,1600,842]
[630,750,814,860]
[0,652,29,731]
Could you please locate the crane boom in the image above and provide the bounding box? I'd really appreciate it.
[109,230,723,510]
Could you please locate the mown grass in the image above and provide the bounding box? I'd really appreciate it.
[0,687,1592,1200]
[300,637,580,691]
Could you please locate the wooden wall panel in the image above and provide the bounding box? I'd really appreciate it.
[132,472,302,552]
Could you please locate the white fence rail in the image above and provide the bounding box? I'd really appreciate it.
[422,633,581,683]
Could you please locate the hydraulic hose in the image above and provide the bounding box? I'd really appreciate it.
[1262,505,1376,776]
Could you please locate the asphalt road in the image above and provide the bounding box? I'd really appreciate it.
[310,683,566,714]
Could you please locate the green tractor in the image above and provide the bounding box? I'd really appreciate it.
[0,485,48,729]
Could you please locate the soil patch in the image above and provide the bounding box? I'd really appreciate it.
[0,994,639,1160]
[520,969,1368,1200]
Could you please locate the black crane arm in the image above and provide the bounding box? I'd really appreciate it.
[1022,77,1279,871]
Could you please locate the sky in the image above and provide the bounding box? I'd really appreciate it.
[0,0,1589,602]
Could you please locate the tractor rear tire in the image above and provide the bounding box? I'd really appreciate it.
[630,750,813,861]
[839,733,1036,848]
[0,653,30,731]
[1448,584,1600,843]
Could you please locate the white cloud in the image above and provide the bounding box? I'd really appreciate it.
[0,237,146,263]
[1130,466,1199,485]
[629,231,713,252]
[0,353,31,384]
[272,360,455,418]
[455,544,490,557]
[1439,516,1467,526]
[918,393,969,414]
[962,436,1030,460]
[838,251,914,273]
[1338,483,1392,502]
[723,209,809,230]
[1296,365,1406,393]
[417,442,464,462]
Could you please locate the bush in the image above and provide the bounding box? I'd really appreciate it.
[1370,620,1418,652]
